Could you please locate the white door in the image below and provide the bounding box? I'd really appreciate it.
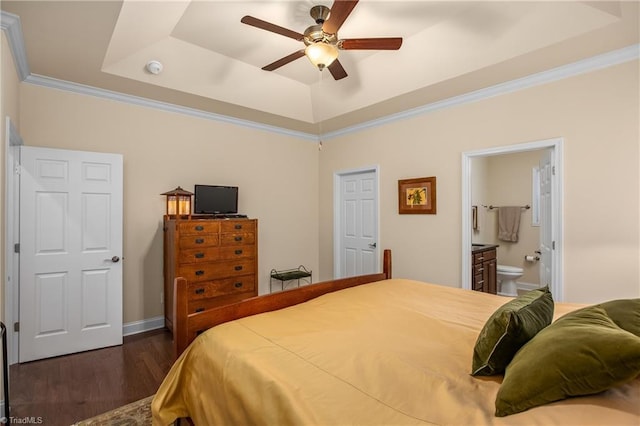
[19,146,123,362]
[337,170,378,277]
[538,149,553,290]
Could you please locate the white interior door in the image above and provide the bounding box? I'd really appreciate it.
[19,146,123,362]
[538,148,553,289]
[336,169,378,278]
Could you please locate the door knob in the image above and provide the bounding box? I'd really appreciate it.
[369,242,377,248]
[107,256,120,263]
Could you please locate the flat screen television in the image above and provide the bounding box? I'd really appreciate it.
[194,185,238,215]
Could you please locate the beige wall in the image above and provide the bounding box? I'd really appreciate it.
[319,60,639,304]
[473,151,542,285]
[19,85,320,323]
[8,49,640,326]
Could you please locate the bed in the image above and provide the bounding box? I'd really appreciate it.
[152,250,640,425]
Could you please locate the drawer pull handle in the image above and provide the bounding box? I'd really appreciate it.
[195,238,204,244]
[235,249,243,255]
[195,225,204,231]
[195,288,205,294]
[235,224,242,229]
[195,270,205,276]
[234,266,243,271]
[234,236,243,242]
[195,253,205,259]
[195,308,205,313]
[234,282,243,288]
[477,257,484,261]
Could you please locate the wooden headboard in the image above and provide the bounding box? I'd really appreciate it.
[173,249,392,357]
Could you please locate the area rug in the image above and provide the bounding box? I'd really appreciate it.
[72,395,153,426]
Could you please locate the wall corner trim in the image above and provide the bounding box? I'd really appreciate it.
[0,11,30,80]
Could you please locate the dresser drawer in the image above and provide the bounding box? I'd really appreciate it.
[178,221,220,235]
[178,245,255,264]
[220,232,255,246]
[221,220,256,233]
[188,290,256,314]
[179,233,219,250]
[178,259,256,282]
[178,247,221,264]
[218,245,255,260]
[187,276,256,301]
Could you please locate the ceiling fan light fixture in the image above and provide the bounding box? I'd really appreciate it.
[305,42,338,70]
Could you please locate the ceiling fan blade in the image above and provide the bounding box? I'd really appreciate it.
[323,0,359,35]
[339,38,403,50]
[241,16,304,41]
[262,50,306,71]
[327,59,348,80]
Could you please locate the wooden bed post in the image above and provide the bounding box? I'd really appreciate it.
[383,249,392,279]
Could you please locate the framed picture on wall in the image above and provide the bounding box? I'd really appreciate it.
[398,176,437,214]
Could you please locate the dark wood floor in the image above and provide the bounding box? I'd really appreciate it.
[9,328,174,425]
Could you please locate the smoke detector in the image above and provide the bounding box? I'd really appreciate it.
[146,60,163,75]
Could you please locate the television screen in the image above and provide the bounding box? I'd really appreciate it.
[194,185,238,214]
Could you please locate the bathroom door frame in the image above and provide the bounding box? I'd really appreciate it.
[461,138,564,301]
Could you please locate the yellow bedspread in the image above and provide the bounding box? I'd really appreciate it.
[152,279,640,425]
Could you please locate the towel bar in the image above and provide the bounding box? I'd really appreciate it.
[483,204,530,210]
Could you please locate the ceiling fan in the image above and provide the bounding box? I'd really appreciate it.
[241,0,403,80]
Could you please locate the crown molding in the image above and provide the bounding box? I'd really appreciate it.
[323,43,639,140]
[0,11,30,80]
[3,10,637,142]
[24,74,317,141]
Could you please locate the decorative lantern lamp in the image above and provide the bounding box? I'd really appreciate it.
[161,186,193,217]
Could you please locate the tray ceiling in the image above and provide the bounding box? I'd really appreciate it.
[2,1,638,134]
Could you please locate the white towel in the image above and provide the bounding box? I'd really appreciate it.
[498,206,521,242]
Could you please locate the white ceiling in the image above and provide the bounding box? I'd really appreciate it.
[2,1,639,133]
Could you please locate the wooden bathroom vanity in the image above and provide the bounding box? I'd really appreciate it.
[471,244,498,294]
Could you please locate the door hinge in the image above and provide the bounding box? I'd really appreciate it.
[14,322,19,332]
[552,241,556,250]
[14,243,20,253]
[552,166,556,176]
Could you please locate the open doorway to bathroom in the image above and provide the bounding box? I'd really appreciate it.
[461,138,564,301]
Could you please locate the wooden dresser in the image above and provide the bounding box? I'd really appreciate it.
[472,244,497,294]
[163,216,258,333]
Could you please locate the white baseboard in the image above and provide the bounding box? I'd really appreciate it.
[122,316,165,337]
[516,281,540,292]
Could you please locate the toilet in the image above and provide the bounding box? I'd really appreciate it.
[496,265,523,296]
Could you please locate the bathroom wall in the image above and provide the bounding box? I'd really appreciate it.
[471,150,542,286]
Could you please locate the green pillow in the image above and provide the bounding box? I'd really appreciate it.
[600,299,640,337]
[471,287,554,376]
[495,306,640,417]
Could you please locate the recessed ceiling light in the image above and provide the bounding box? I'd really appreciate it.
[146,60,163,75]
